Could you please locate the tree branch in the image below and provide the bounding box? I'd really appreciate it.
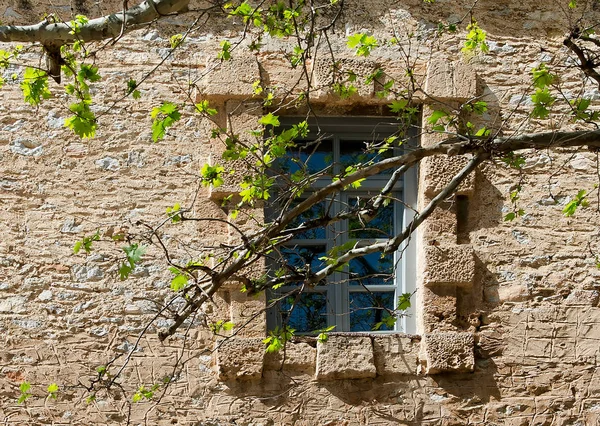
[0,0,190,44]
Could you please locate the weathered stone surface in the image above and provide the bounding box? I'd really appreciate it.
[421,155,475,197]
[229,289,266,337]
[198,55,260,98]
[565,290,599,306]
[215,337,264,380]
[373,334,419,375]
[422,332,475,373]
[264,341,316,373]
[422,245,475,286]
[425,59,477,101]
[312,57,377,98]
[315,335,376,380]
[208,100,262,199]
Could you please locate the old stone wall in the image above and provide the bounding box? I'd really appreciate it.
[2,0,600,425]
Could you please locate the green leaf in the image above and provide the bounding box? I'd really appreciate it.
[200,163,225,187]
[347,33,378,56]
[123,243,146,266]
[218,40,232,60]
[462,20,488,54]
[532,63,555,89]
[118,263,133,280]
[21,67,51,106]
[427,109,448,126]
[150,102,181,142]
[65,101,97,138]
[258,113,280,127]
[397,293,412,311]
[47,383,59,399]
[170,34,183,48]
[73,241,82,254]
[195,100,218,116]
[170,274,188,291]
[388,99,408,113]
[531,88,555,119]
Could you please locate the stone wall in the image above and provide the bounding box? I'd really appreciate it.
[2,0,600,425]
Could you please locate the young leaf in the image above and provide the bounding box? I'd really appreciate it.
[258,113,280,127]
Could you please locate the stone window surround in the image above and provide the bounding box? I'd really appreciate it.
[202,55,479,380]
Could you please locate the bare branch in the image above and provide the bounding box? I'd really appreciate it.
[0,0,190,44]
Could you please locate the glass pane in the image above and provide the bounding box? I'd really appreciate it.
[349,291,395,331]
[278,292,327,333]
[277,140,333,175]
[280,246,327,283]
[339,140,394,174]
[284,199,328,239]
[348,198,395,239]
[349,252,394,286]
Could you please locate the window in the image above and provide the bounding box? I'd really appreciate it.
[267,117,417,334]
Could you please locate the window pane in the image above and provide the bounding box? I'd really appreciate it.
[349,252,394,286]
[348,198,394,239]
[285,200,328,240]
[280,246,327,283]
[277,140,333,175]
[278,292,327,333]
[349,291,395,331]
[339,140,394,175]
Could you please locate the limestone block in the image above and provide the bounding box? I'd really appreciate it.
[425,59,477,101]
[422,332,474,374]
[312,57,377,98]
[315,335,376,380]
[372,335,419,375]
[215,337,264,380]
[263,341,316,373]
[422,285,457,332]
[419,202,457,242]
[565,290,599,306]
[198,55,260,98]
[420,155,475,197]
[229,290,266,337]
[208,100,262,199]
[422,245,475,287]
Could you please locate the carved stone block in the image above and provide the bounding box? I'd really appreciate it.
[422,245,475,287]
[215,337,264,380]
[422,332,474,373]
[372,334,419,375]
[425,59,477,101]
[315,335,376,380]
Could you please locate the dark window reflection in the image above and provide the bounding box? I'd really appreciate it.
[285,200,328,240]
[281,246,327,284]
[348,197,394,239]
[349,252,394,286]
[340,140,394,175]
[349,291,395,331]
[279,292,327,333]
[277,140,333,175]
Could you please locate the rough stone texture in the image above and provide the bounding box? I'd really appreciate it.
[421,155,476,196]
[1,1,600,425]
[422,332,475,373]
[198,55,261,99]
[422,245,476,286]
[373,334,419,375]
[425,59,478,101]
[209,100,262,199]
[263,341,316,373]
[315,335,376,380]
[312,57,377,98]
[215,337,265,380]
